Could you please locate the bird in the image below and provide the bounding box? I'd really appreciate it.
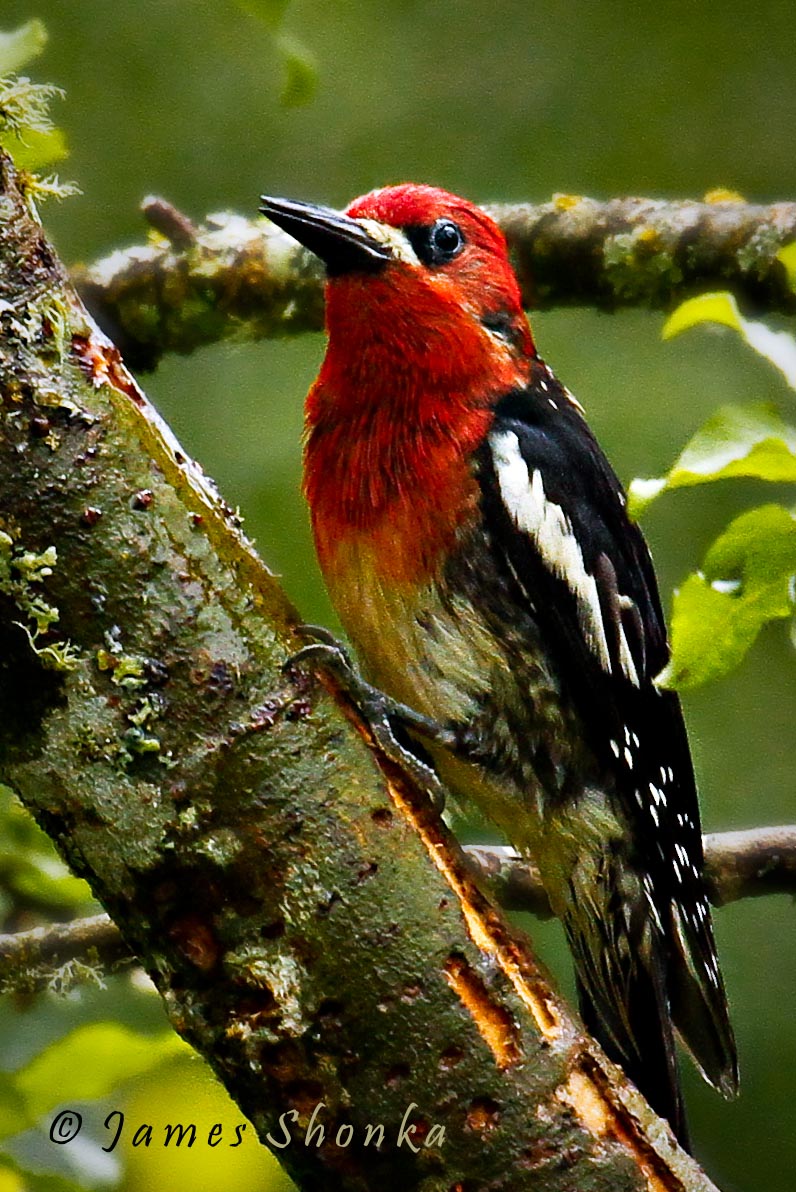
[259,183,738,1147]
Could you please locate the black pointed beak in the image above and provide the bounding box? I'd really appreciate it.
[259,196,392,277]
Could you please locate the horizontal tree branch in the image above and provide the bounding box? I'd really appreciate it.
[488,194,796,318]
[466,825,796,917]
[701,825,796,906]
[5,826,791,997]
[75,194,796,370]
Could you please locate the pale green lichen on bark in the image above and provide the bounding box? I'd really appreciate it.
[0,533,76,668]
[0,74,60,143]
[602,228,683,302]
[73,194,796,369]
[736,223,785,276]
[79,209,327,368]
[0,60,76,199]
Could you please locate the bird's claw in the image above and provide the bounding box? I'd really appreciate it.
[284,630,374,713]
[283,640,356,686]
[292,624,355,670]
[283,626,449,809]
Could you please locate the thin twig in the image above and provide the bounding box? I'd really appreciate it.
[466,825,796,916]
[0,913,132,995]
[141,195,198,249]
[74,195,796,370]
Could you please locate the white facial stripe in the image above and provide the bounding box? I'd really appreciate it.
[490,430,612,674]
[356,220,421,266]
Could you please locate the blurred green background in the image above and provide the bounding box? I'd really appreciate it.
[1,1,795,1189]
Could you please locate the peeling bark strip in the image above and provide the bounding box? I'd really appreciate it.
[383,773,697,1191]
[0,148,724,1191]
[443,952,523,1068]
[74,194,796,370]
[384,778,564,1043]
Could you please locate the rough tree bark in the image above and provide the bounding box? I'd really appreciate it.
[0,152,754,1192]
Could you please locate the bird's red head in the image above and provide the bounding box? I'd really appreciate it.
[259,184,536,578]
[261,184,535,399]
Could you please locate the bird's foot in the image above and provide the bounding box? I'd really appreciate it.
[285,625,454,809]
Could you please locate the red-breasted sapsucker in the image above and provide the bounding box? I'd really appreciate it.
[260,184,738,1147]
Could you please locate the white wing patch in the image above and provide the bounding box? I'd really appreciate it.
[490,429,612,675]
[616,594,641,687]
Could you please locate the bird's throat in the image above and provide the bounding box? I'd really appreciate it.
[304,385,492,587]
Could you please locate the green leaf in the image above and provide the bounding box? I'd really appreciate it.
[0,1074,30,1141]
[0,1024,186,1140]
[0,786,93,912]
[663,290,796,390]
[0,21,47,78]
[660,504,796,690]
[276,34,317,107]
[15,1024,186,1124]
[662,291,742,337]
[778,242,796,295]
[629,403,796,515]
[232,2,317,106]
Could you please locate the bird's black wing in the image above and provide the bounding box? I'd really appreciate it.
[475,364,737,1137]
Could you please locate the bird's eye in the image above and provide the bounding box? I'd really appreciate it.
[430,219,464,259]
[406,219,466,267]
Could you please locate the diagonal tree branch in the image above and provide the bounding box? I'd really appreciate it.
[74,194,796,370]
[0,152,725,1190]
